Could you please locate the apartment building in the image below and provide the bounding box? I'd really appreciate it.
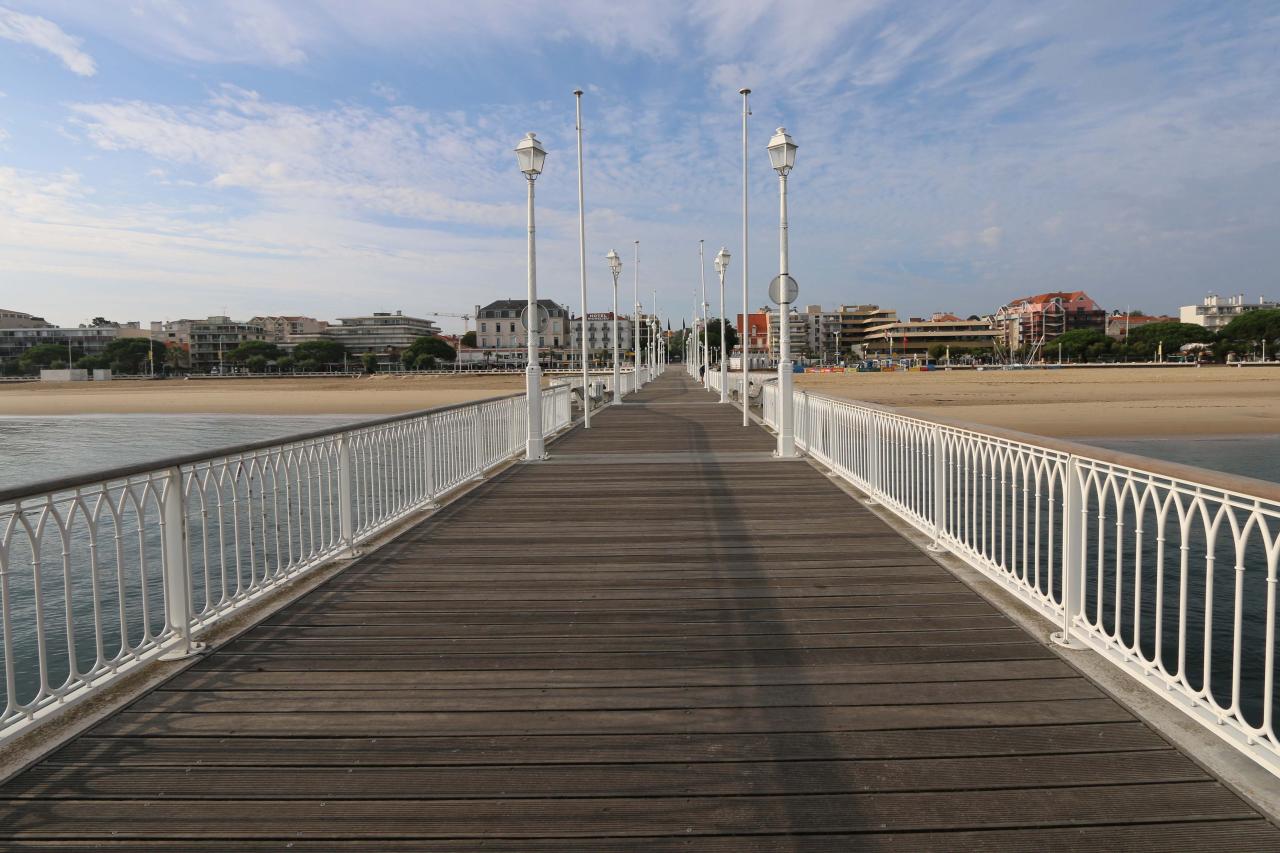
[188,317,266,371]
[765,306,810,359]
[1179,294,1280,331]
[475,299,572,365]
[863,313,998,358]
[571,312,635,358]
[0,309,52,329]
[249,315,329,344]
[1105,313,1180,340]
[320,312,441,357]
[996,291,1105,348]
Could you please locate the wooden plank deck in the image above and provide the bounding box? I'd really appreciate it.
[1,370,1277,850]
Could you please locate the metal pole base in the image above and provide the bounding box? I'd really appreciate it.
[160,640,208,661]
[926,542,947,554]
[1050,630,1088,650]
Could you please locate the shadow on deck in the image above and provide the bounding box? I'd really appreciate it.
[1,371,1277,850]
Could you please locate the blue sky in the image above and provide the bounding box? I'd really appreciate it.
[1,1,1277,333]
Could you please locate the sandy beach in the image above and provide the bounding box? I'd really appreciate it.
[795,366,1280,438]
[0,374,530,416]
[2,367,1277,439]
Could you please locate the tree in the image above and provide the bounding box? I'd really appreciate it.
[20,343,72,371]
[1051,328,1113,362]
[1124,322,1211,360]
[414,353,437,371]
[1218,309,1280,357]
[277,355,295,372]
[165,345,190,372]
[245,355,269,373]
[99,337,166,374]
[362,353,379,373]
[291,339,346,369]
[227,340,281,363]
[405,335,456,363]
[927,343,948,362]
[700,320,739,353]
[460,331,477,348]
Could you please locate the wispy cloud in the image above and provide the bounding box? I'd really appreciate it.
[0,5,95,75]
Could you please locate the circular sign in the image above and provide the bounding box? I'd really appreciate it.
[768,274,799,304]
[520,303,551,334]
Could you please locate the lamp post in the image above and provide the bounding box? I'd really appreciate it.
[515,131,547,460]
[574,89,591,428]
[768,127,798,457]
[633,241,641,382]
[714,247,731,402]
[739,87,751,425]
[607,249,622,403]
[699,240,710,388]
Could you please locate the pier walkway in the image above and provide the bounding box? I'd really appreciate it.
[1,371,1277,849]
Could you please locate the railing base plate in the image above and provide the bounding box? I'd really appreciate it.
[159,641,208,661]
[1050,631,1088,650]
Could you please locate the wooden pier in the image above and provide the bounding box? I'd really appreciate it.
[1,371,1277,850]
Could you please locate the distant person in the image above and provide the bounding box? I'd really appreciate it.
[699,364,705,380]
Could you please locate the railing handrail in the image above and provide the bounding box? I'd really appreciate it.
[0,391,528,503]
[764,380,1280,505]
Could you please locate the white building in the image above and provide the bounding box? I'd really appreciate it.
[571,312,634,358]
[1180,294,1280,331]
[765,306,809,360]
[249,315,329,344]
[475,299,572,365]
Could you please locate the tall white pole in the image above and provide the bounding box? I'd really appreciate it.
[633,240,640,381]
[699,240,709,387]
[525,175,545,460]
[652,289,658,376]
[611,262,621,405]
[739,88,751,425]
[718,256,728,402]
[776,168,796,457]
[574,89,590,428]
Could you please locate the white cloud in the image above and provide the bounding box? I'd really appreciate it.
[978,226,1002,248]
[370,81,399,103]
[0,5,95,75]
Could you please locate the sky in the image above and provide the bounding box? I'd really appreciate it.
[0,1,1277,334]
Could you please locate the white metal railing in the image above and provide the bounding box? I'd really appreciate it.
[763,382,1280,776]
[0,383,573,741]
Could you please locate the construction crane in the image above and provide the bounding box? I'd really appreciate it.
[428,312,473,333]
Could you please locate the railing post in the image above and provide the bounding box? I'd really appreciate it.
[1052,455,1087,648]
[471,407,485,480]
[422,417,439,509]
[336,432,356,553]
[159,466,202,659]
[864,413,881,506]
[927,426,947,553]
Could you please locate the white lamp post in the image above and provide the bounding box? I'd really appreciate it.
[607,249,622,403]
[699,240,710,388]
[633,241,641,382]
[714,247,730,403]
[768,127,798,457]
[739,87,751,426]
[515,131,547,460]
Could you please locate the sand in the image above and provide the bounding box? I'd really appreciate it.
[795,366,1280,438]
[3,367,1278,439]
[0,374,531,416]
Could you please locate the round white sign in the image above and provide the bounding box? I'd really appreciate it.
[768,274,799,304]
[520,303,551,333]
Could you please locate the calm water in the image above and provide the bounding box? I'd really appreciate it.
[0,414,363,493]
[1085,435,1280,485]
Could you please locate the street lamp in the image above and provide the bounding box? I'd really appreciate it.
[699,240,709,388]
[607,249,623,404]
[768,126,798,457]
[515,131,547,461]
[714,247,731,403]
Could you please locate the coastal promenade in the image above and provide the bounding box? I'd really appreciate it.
[1,371,1277,849]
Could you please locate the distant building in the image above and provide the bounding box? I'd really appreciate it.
[249,315,328,344]
[0,324,119,367]
[188,317,266,372]
[1180,294,1280,331]
[764,306,809,360]
[1105,313,1180,340]
[474,299,571,366]
[736,312,769,358]
[0,309,53,329]
[571,312,635,361]
[863,313,998,359]
[314,312,441,364]
[996,291,1105,349]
